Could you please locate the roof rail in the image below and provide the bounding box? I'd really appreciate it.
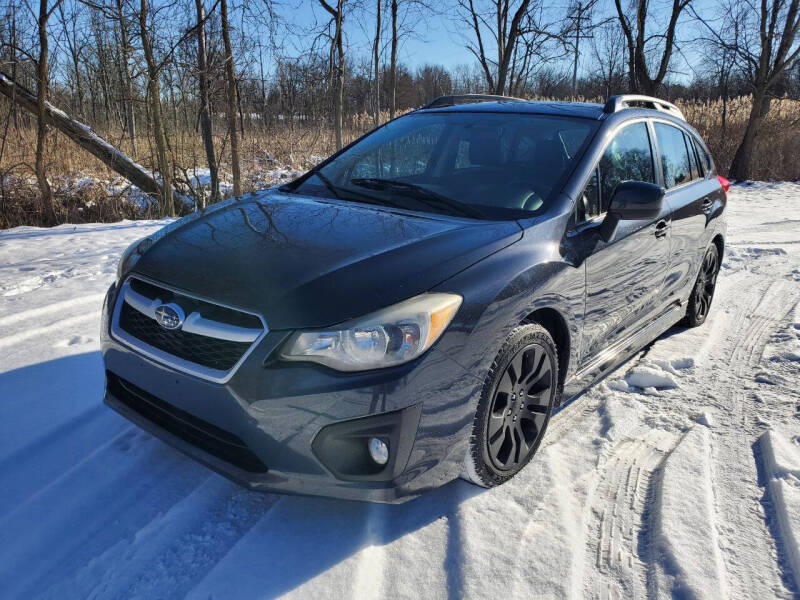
[603,94,685,121]
[422,94,526,109]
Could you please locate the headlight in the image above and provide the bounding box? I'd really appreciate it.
[280,293,462,371]
[116,236,153,281]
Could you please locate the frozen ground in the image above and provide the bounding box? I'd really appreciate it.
[0,182,799,599]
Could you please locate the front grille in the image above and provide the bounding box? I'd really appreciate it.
[107,371,268,473]
[119,302,250,371]
[111,276,266,378]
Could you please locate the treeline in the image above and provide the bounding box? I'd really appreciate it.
[1,0,799,225]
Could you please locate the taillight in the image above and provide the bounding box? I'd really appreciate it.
[717,175,730,193]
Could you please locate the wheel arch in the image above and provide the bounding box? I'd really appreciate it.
[523,306,570,391]
[711,233,725,261]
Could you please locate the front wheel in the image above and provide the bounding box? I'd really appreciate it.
[462,323,560,488]
[682,244,720,328]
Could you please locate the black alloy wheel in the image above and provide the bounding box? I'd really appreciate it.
[683,244,720,327]
[463,323,560,487]
[487,343,552,471]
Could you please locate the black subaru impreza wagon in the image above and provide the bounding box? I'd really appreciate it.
[101,94,727,502]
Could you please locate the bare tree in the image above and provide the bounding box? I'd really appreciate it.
[591,19,626,97]
[220,0,241,195]
[390,0,397,116]
[0,72,192,208]
[33,0,61,225]
[195,0,218,205]
[114,0,137,156]
[698,0,800,178]
[319,0,345,148]
[372,0,381,126]
[613,0,692,95]
[138,0,174,215]
[457,0,560,95]
[459,0,532,94]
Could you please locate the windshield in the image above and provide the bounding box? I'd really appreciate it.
[288,112,599,220]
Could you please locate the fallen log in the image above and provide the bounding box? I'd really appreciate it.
[0,72,193,211]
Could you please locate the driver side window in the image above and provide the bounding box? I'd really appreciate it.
[580,122,655,221]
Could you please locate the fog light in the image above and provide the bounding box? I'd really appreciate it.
[368,437,389,465]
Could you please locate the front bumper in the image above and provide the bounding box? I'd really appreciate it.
[101,283,482,503]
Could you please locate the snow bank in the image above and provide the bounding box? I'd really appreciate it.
[759,428,800,592]
[654,425,729,598]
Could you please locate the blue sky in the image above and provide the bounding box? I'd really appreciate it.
[271,1,710,82]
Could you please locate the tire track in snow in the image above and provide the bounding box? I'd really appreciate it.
[0,311,100,350]
[0,404,126,519]
[650,425,730,599]
[702,275,800,598]
[582,430,676,599]
[43,477,279,600]
[0,428,212,599]
[0,293,105,329]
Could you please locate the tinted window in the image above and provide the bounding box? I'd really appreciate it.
[691,137,707,177]
[581,122,654,219]
[655,123,691,188]
[686,134,698,180]
[294,113,599,219]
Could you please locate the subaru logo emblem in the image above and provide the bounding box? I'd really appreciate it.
[154,303,185,330]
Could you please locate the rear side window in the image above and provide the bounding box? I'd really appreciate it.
[691,137,707,177]
[686,136,699,180]
[654,123,691,188]
[580,121,654,219]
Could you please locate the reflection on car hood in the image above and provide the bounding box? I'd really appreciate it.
[131,190,522,329]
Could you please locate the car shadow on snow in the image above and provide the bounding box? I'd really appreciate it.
[0,352,485,598]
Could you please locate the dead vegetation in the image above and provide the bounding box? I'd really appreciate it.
[0,97,798,229]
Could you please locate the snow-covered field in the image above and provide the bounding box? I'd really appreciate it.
[1,183,799,599]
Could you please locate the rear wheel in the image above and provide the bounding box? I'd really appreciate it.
[682,244,720,328]
[462,323,560,488]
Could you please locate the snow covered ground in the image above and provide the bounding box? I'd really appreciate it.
[0,182,799,599]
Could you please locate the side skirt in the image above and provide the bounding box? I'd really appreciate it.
[562,301,684,400]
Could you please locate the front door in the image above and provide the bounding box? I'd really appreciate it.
[570,121,671,363]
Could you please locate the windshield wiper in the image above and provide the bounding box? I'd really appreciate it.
[311,170,342,199]
[292,169,405,210]
[350,178,484,219]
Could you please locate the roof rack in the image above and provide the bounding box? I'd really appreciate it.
[603,94,685,121]
[422,94,526,109]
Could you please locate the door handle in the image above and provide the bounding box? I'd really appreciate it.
[701,197,713,214]
[654,220,669,239]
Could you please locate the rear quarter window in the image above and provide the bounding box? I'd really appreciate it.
[654,122,691,188]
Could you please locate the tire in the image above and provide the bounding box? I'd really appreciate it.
[462,323,560,488]
[681,244,720,328]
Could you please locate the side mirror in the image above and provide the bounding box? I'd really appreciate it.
[599,181,666,242]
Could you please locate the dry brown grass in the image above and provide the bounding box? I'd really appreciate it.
[1,97,798,228]
[677,97,800,180]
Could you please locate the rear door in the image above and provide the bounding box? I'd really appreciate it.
[652,122,711,308]
[571,120,671,362]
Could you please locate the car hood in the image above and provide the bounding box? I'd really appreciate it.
[131,190,522,329]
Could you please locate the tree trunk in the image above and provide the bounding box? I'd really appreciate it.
[390,0,397,119]
[373,0,381,127]
[729,91,771,180]
[35,0,56,225]
[195,0,219,206]
[0,72,192,209]
[220,0,241,196]
[116,0,137,156]
[330,1,345,148]
[139,0,175,216]
[492,0,531,95]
